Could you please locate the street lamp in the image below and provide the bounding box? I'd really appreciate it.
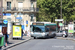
[14,13,17,22]
[60,0,63,31]
[18,12,22,25]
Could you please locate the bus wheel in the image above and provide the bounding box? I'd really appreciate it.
[34,37,37,39]
[54,34,56,39]
[34,37,36,39]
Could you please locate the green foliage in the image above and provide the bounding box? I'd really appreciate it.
[37,0,75,22]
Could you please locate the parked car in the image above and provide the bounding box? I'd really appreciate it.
[56,30,68,37]
[63,31,68,37]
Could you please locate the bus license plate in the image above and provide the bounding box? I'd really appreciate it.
[34,33,39,34]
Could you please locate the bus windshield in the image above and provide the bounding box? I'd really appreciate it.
[50,25,56,31]
[46,25,56,32]
[33,25,45,32]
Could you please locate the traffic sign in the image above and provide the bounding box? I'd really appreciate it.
[26,24,28,27]
[26,21,28,24]
[16,17,22,19]
[3,20,8,24]
[55,19,63,21]
[68,24,74,33]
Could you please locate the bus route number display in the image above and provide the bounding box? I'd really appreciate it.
[33,23,44,25]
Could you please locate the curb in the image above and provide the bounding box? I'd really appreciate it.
[57,37,75,41]
[2,38,31,50]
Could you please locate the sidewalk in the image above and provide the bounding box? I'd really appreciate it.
[2,36,31,50]
[57,37,75,41]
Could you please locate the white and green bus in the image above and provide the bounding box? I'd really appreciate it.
[30,22,57,39]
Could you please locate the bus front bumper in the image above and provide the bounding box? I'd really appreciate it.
[31,34,48,38]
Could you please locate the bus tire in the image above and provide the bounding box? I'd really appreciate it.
[53,34,56,38]
[34,37,36,39]
[34,37,38,39]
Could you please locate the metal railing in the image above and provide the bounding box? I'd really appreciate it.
[30,19,34,21]
[2,7,39,12]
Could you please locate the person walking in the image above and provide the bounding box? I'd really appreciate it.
[2,33,7,47]
[3,32,8,47]
[25,31,27,36]
[27,30,30,37]
[21,29,24,40]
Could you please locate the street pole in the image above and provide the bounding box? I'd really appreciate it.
[14,13,17,22]
[61,0,62,19]
[60,0,62,31]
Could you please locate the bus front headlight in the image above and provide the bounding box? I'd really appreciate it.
[42,33,45,36]
[31,32,33,34]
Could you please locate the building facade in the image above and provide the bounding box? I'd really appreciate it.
[0,0,3,19]
[0,0,1,16]
[2,0,38,33]
[0,0,1,18]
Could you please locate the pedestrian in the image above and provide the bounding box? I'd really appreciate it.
[7,33,9,43]
[3,32,8,47]
[27,30,30,37]
[0,47,2,50]
[5,32,8,46]
[21,29,24,40]
[25,31,27,36]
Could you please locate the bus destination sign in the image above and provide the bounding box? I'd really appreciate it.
[33,23,44,25]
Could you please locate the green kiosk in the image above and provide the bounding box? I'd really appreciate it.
[0,35,4,49]
[0,19,5,49]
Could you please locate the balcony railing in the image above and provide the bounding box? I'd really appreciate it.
[31,0,36,1]
[30,19,34,21]
[3,7,39,12]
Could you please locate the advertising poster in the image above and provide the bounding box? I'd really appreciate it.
[13,25,21,38]
[7,23,12,34]
[22,25,25,30]
[0,25,2,33]
[68,24,74,33]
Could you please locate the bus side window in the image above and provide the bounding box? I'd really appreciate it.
[33,26,35,31]
[30,25,33,32]
[46,27,49,32]
[33,26,36,32]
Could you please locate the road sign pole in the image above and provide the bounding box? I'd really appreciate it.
[14,13,17,22]
[18,12,22,25]
[26,20,28,32]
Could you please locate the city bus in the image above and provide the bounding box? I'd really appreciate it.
[30,22,57,39]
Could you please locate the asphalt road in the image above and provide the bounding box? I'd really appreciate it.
[9,38,75,50]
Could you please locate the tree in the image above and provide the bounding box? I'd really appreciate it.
[37,0,75,22]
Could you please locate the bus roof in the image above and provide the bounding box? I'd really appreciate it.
[32,22,51,24]
[31,22,56,26]
[45,23,56,26]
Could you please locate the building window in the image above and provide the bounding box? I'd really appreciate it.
[31,16,33,21]
[7,2,11,10]
[31,0,36,2]
[31,2,33,7]
[31,2,34,11]
[18,2,23,11]
[31,14,34,21]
